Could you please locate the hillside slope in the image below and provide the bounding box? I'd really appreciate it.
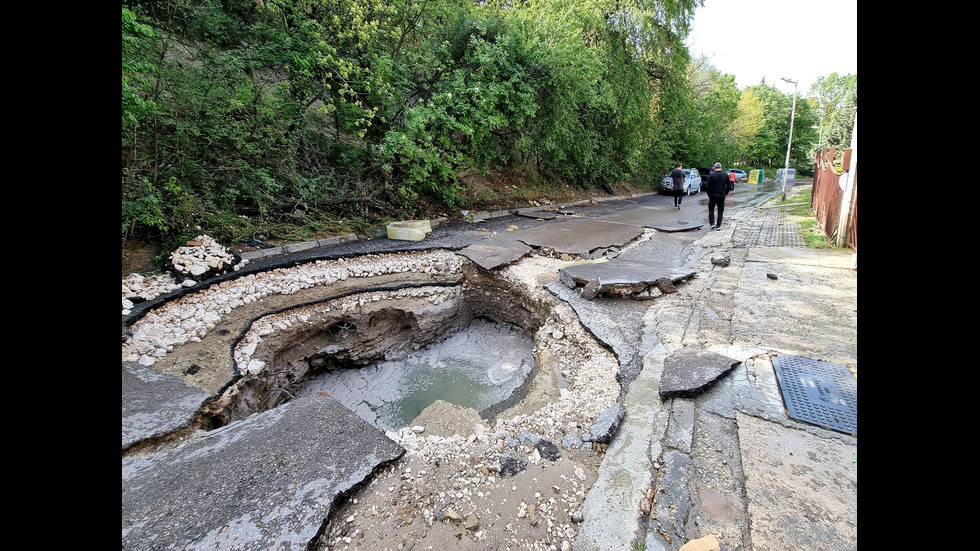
[121,176,659,275]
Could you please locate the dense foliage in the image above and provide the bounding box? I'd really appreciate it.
[810,73,857,162]
[121,1,853,256]
[741,80,818,170]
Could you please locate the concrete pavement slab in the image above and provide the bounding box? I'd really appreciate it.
[122,394,404,551]
[574,309,669,551]
[747,246,857,269]
[734,256,857,374]
[736,411,857,550]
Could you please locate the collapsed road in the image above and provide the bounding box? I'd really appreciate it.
[122,184,858,551]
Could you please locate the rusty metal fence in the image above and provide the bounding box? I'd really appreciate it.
[811,148,857,251]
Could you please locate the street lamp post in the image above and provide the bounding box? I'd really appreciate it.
[780,77,798,201]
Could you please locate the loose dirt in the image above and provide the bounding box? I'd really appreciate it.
[121,238,162,274]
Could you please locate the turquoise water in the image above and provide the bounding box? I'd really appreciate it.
[297,319,536,431]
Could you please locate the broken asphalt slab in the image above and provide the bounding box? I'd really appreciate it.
[595,205,706,233]
[516,218,646,256]
[582,403,626,443]
[122,395,405,551]
[123,361,211,450]
[456,236,532,271]
[556,230,697,298]
[459,209,691,274]
[558,260,694,293]
[659,347,741,399]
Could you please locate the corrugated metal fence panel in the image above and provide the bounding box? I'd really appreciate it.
[811,148,856,251]
[847,165,857,251]
[812,148,841,238]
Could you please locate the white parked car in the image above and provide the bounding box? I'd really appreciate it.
[660,169,702,195]
[728,169,748,182]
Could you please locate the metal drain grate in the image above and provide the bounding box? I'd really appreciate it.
[771,353,857,436]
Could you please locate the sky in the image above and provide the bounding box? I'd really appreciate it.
[684,0,857,97]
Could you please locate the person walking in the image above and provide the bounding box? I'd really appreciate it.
[705,162,730,230]
[669,163,686,209]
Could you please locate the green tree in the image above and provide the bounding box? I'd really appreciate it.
[685,56,740,167]
[121,0,707,251]
[824,87,857,156]
[123,5,171,239]
[743,81,784,167]
[122,6,157,129]
[743,80,817,172]
[377,9,541,207]
[729,89,764,163]
[808,72,856,149]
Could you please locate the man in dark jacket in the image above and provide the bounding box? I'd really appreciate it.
[705,162,730,230]
[669,163,686,209]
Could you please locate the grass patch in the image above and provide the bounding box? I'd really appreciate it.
[800,218,833,248]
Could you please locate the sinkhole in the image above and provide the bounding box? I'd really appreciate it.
[295,318,534,431]
[218,280,552,432]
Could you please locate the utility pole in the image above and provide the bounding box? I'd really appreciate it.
[780,77,798,201]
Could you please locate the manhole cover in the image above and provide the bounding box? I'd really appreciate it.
[771,353,857,436]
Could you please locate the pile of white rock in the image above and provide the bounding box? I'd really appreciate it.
[122,272,190,316]
[122,235,248,316]
[168,235,242,280]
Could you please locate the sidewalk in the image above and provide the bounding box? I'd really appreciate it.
[575,185,857,550]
